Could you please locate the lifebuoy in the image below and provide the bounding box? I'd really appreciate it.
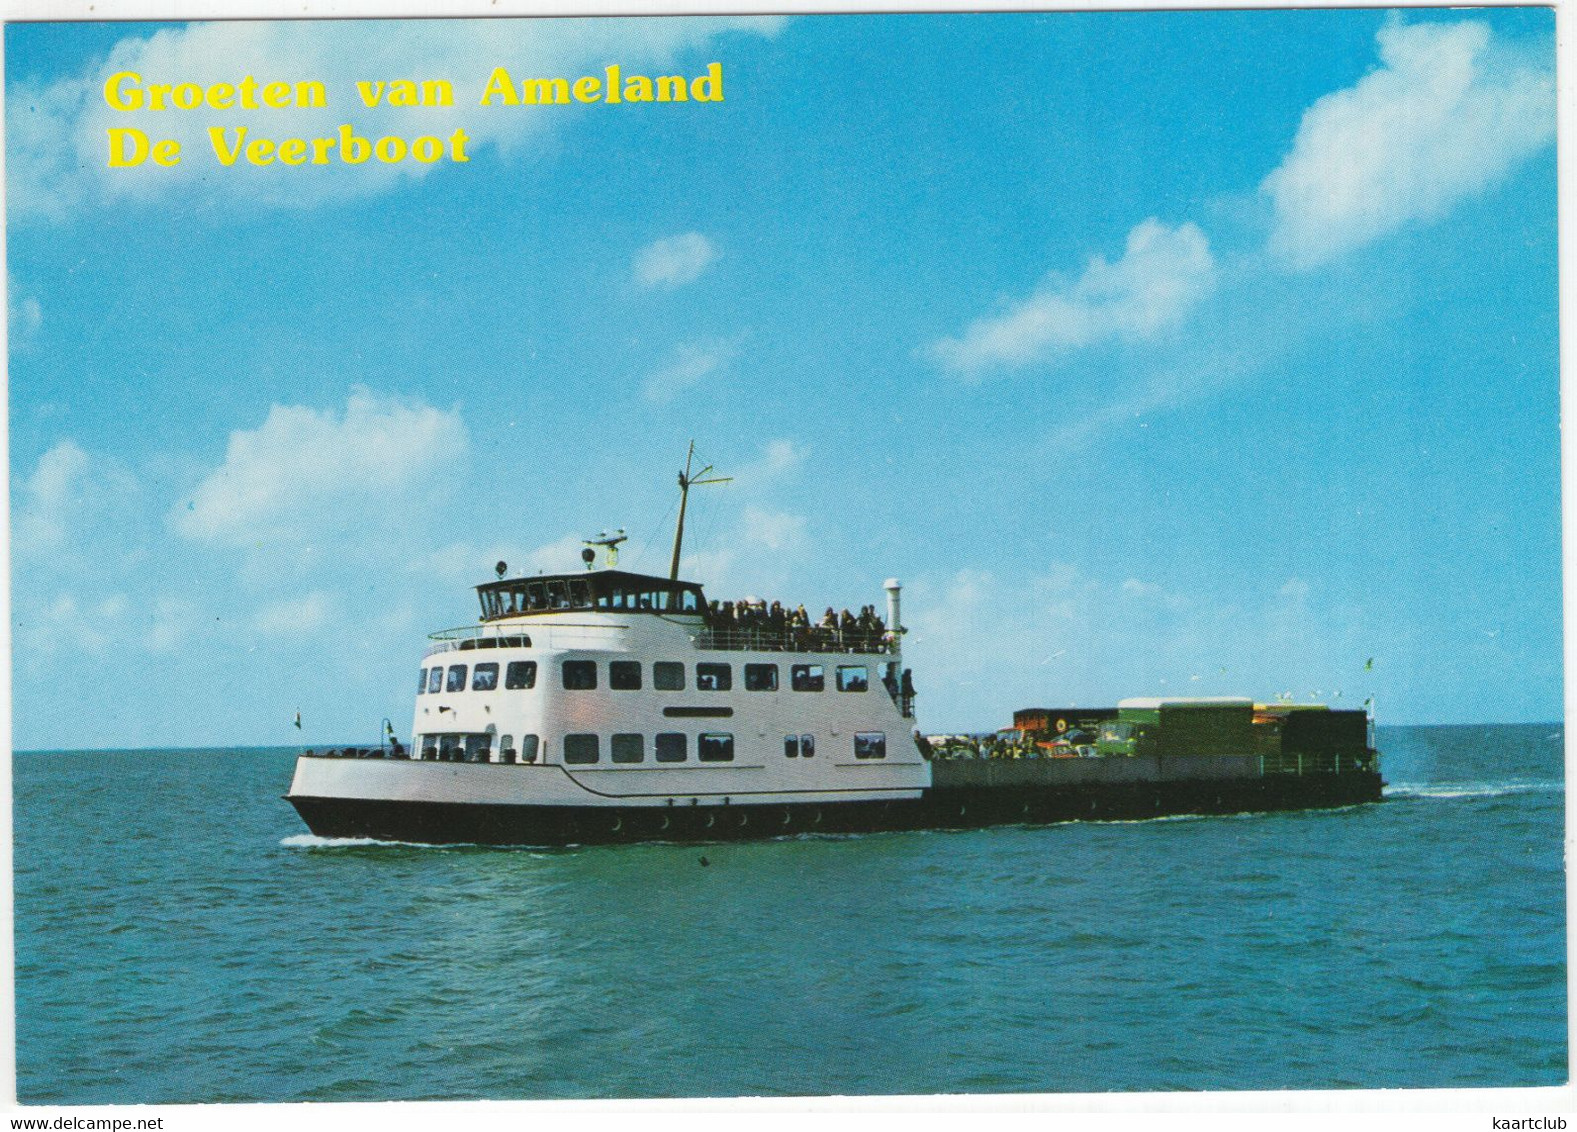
[1056,718,1068,733]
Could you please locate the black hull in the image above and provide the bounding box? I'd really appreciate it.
[289,771,1384,846]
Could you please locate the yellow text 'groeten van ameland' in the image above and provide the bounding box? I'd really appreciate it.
[102,64,725,169]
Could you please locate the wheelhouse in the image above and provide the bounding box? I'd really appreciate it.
[477,569,707,621]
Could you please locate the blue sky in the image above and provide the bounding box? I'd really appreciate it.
[6,9,1560,749]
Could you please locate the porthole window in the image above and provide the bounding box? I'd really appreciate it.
[564,734,599,764]
[562,660,597,690]
[854,732,886,759]
[611,733,645,763]
[791,664,825,692]
[655,733,687,762]
[653,661,685,691]
[744,663,778,691]
[610,661,642,690]
[698,733,735,762]
[837,666,869,692]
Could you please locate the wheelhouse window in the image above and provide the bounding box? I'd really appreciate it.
[791,664,825,692]
[611,733,645,764]
[837,665,869,692]
[472,663,499,691]
[854,732,886,759]
[446,665,468,693]
[505,660,537,690]
[698,733,735,762]
[519,735,540,764]
[653,662,685,691]
[546,580,570,609]
[655,733,687,762]
[696,663,732,692]
[427,668,443,694]
[564,734,599,764]
[610,661,642,690]
[744,663,778,691]
[417,668,428,694]
[562,660,597,690]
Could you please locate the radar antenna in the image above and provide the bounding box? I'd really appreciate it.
[669,441,731,581]
[583,529,627,570]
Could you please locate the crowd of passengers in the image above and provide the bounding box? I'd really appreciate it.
[706,599,888,651]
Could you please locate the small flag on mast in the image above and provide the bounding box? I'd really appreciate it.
[294,710,302,730]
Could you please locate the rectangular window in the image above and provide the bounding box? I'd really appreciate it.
[472,662,499,691]
[855,732,886,759]
[427,667,444,694]
[446,665,468,693]
[609,660,642,690]
[417,668,428,694]
[611,733,645,764]
[420,735,438,760]
[784,735,799,758]
[696,663,732,692]
[505,660,537,690]
[653,661,685,691]
[519,735,540,764]
[791,664,825,692]
[465,733,493,763]
[698,733,735,762]
[438,734,462,761]
[837,665,870,692]
[561,660,597,690]
[500,735,516,764]
[744,663,779,691]
[546,580,569,609]
[564,734,599,764]
[655,733,687,762]
[801,733,815,758]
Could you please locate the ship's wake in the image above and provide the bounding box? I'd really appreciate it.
[1384,780,1562,801]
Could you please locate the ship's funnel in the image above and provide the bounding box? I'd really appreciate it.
[884,578,902,638]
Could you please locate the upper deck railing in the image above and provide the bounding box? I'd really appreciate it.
[694,626,897,655]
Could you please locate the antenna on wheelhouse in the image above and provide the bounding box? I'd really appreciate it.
[583,529,627,570]
[669,440,732,581]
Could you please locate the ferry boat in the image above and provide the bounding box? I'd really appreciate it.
[286,452,1383,845]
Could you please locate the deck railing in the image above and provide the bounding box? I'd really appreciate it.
[694,627,896,655]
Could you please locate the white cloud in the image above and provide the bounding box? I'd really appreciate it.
[146,596,202,653]
[18,592,129,657]
[9,275,43,348]
[8,17,785,217]
[172,387,467,546]
[642,335,742,402]
[929,219,1216,374]
[252,591,333,636]
[740,505,807,552]
[1262,19,1554,269]
[633,232,719,289]
[13,439,141,559]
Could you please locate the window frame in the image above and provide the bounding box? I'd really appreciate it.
[854,732,887,759]
[472,662,500,691]
[655,733,687,763]
[563,733,600,764]
[698,733,735,763]
[611,733,645,764]
[744,663,779,692]
[791,664,825,692]
[609,660,643,690]
[837,665,870,693]
[561,660,598,690]
[696,662,732,692]
[446,665,469,693]
[505,660,538,690]
[653,661,686,691]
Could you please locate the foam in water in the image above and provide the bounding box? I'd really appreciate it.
[280,833,402,849]
[1384,781,1562,801]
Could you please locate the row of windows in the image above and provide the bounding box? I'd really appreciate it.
[415,730,888,765]
[419,659,871,695]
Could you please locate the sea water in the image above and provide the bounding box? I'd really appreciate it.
[12,724,1566,1103]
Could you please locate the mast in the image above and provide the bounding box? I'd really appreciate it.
[668,441,731,581]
